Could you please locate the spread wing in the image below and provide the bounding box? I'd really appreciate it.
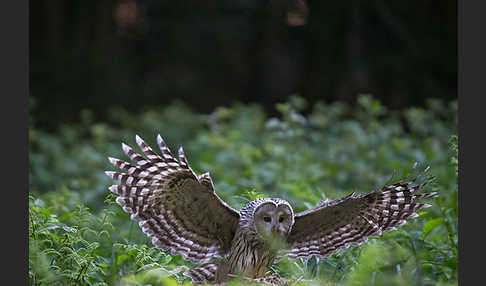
[287,174,436,260]
[105,135,240,263]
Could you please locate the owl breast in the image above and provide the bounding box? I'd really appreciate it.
[215,228,275,283]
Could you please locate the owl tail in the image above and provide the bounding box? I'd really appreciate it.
[183,262,218,284]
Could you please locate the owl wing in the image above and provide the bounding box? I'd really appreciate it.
[287,175,436,260]
[105,135,240,263]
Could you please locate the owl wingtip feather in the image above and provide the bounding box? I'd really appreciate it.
[108,157,118,165]
[121,142,131,153]
[108,185,118,193]
[105,171,115,178]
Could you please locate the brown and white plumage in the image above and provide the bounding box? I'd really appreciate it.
[105,135,436,284]
[105,135,239,264]
[287,179,436,260]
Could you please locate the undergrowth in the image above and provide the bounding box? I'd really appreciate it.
[29,95,457,285]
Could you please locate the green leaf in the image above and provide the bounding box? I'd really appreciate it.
[423,218,444,237]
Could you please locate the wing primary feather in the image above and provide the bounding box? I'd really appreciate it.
[288,168,436,260]
[178,146,189,166]
[105,135,240,267]
[157,134,176,160]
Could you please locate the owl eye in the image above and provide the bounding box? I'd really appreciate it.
[263,216,271,223]
[279,216,284,223]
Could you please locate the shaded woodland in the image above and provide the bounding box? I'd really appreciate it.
[29,2,458,285]
[30,0,456,131]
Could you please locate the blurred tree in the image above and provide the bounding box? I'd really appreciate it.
[30,0,456,131]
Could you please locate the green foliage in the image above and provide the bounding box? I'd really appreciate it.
[29,95,457,285]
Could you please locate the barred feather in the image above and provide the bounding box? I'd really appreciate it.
[105,135,240,264]
[287,174,436,260]
[184,262,218,284]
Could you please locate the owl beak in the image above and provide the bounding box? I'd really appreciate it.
[272,225,279,233]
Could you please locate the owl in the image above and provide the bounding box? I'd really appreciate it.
[105,135,436,284]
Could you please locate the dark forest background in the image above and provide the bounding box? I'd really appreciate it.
[30,0,457,131]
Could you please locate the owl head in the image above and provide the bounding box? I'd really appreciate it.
[239,198,295,240]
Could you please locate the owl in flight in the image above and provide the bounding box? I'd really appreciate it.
[105,135,436,284]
